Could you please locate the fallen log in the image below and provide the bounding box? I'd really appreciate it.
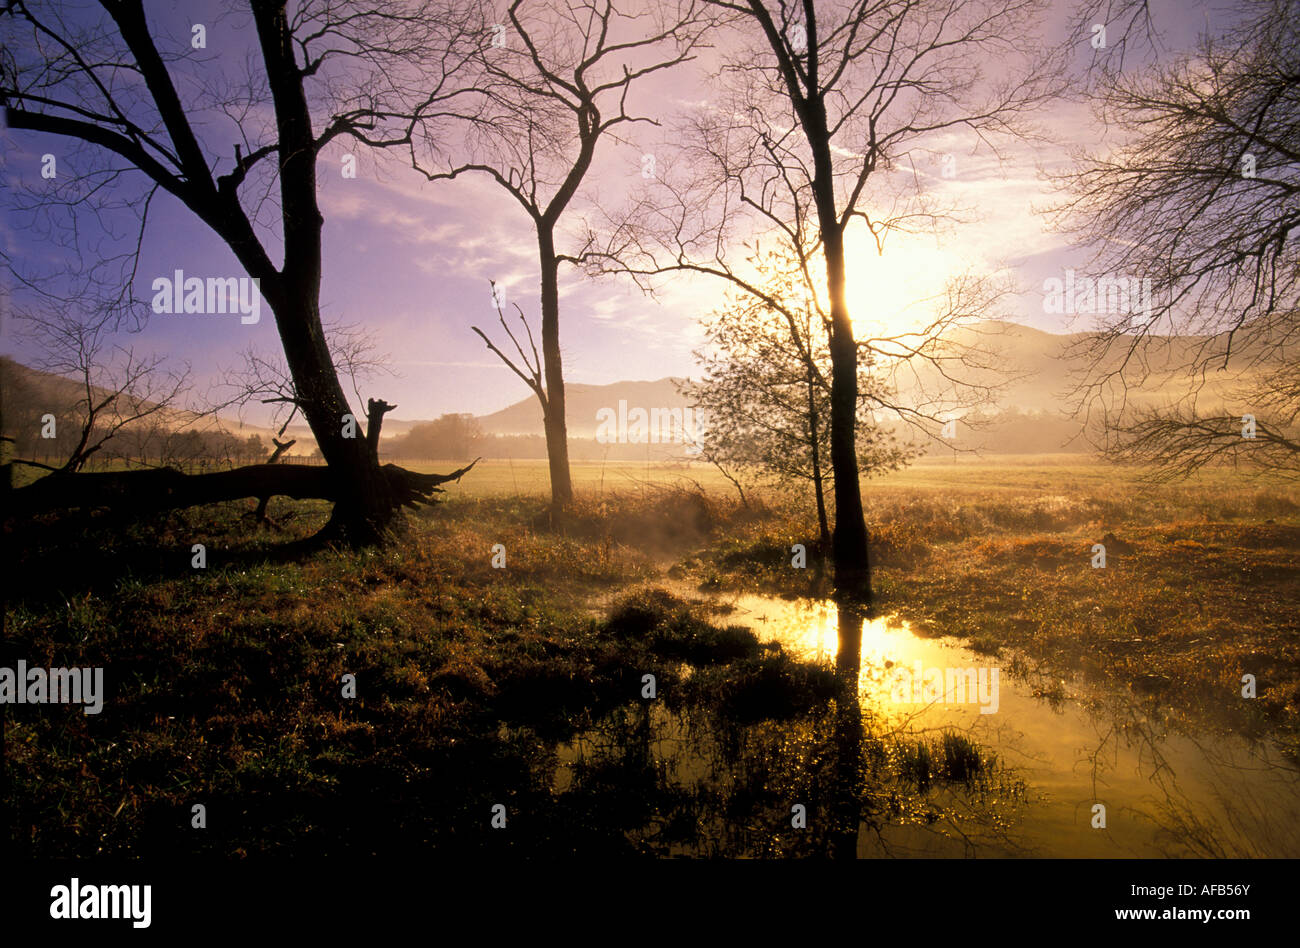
[3,459,479,519]
[254,437,297,526]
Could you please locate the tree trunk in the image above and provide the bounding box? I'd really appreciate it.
[249,2,395,544]
[798,83,871,599]
[538,224,574,510]
[813,475,831,550]
[267,294,396,544]
[807,363,832,548]
[823,230,870,598]
[255,437,296,523]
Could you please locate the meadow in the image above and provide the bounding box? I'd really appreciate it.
[6,455,1298,856]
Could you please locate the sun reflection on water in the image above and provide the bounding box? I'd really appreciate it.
[727,595,961,716]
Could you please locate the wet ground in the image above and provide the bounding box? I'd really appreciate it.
[559,589,1300,857]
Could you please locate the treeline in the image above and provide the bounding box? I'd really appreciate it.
[1,356,269,467]
[378,409,1092,461]
[379,413,695,461]
[13,422,270,468]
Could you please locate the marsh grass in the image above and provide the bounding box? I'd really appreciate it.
[4,487,838,856]
[681,464,1300,742]
[7,460,1297,855]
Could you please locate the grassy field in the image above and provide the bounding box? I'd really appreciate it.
[687,459,1300,742]
[411,452,1265,498]
[5,485,786,856]
[404,456,737,497]
[6,454,1298,855]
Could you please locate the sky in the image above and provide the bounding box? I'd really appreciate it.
[1,0,1215,424]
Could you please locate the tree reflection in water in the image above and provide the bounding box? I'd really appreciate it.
[545,593,1031,857]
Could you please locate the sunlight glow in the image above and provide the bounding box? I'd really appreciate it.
[842,226,961,341]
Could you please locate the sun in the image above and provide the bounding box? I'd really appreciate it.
[841,226,958,341]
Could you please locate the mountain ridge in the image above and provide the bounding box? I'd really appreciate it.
[6,319,1290,454]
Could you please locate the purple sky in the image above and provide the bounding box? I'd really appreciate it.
[2,0,1213,424]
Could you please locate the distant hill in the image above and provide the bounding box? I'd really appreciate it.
[477,378,689,436]
[927,319,1293,414]
[466,319,1291,440]
[0,356,284,458]
[8,318,1291,462]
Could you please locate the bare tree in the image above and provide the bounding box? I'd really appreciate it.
[1069,0,1161,70]
[581,0,1056,598]
[1103,402,1300,481]
[410,0,713,510]
[470,278,551,451]
[1048,0,1300,477]
[10,301,190,473]
[2,0,484,539]
[213,318,394,444]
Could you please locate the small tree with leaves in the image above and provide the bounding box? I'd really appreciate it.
[688,248,914,547]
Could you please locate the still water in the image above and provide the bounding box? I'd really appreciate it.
[556,592,1300,857]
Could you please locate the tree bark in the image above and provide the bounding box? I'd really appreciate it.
[366,399,397,464]
[538,224,574,509]
[247,2,396,543]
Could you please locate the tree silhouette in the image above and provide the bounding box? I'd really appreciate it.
[1049,0,1300,477]
[688,246,914,546]
[2,0,484,538]
[412,0,713,511]
[580,0,1058,598]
